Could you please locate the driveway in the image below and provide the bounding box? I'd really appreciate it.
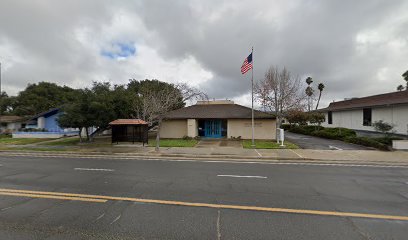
[285,131,372,150]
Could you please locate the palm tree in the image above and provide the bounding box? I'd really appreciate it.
[403,70,408,90]
[315,83,325,110]
[306,77,313,85]
[397,84,404,91]
[305,77,313,111]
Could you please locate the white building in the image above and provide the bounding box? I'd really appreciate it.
[319,91,408,136]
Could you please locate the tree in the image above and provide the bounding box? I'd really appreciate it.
[58,82,135,142]
[128,79,185,126]
[0,92,15,115]
[397,84,405,91]
[255,66,307,132]
[373,120,394,137]
[57,89,93,142]
[11,82,77,116]
[315,83,325,110]
[308,112,325,129]
[285,109,309,126]
[305,77,314,111]
[134,81,207,151]
[403,70,408,90]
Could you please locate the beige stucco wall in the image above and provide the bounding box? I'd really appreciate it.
[160,120,187,138]
[321,104,408,135]
[187,119,198,138]
[227,119,276,140]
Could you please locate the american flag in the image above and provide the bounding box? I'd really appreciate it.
[241,52,253,74]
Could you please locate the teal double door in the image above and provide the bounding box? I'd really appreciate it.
[204,120,222,138]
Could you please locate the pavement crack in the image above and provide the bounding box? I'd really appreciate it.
[216,209,221,240]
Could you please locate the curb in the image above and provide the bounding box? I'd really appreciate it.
[1,150,408,166]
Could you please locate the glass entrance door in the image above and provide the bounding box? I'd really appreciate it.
[204,120,222,138]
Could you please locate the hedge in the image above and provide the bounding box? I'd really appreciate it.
[285,125,392,151]
[344,136,389,151]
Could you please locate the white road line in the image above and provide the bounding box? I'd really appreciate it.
[95,213,105,221]
[74,168,114,172]
[254,149,262,157]
[216,210,221,240]
[288,149,304,158]
[217,175,267,179]
[1,206,12,211]
[110,214,121,224]
[329,145,343,150]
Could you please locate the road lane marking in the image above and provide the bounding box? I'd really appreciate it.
[95,213,105,221]
[329,145,343,150]
[0,188,408,221]
[110,214,121,224]
[216,210,221,240]
[217,174,267,179]
[74,168,114,172]
[0,191,107,203]
[288,149,304,158]
[254,149,262,157]
[1,206,12,211]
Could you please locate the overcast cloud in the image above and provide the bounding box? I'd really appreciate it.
[0,0,407,108]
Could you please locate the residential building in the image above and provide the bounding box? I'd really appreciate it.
[0,116,25,133]
[13,108,78,138]
[319,91,408,135]
[160,100,276,139]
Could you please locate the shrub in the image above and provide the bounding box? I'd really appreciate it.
[280,124,292,131]
[345,136,389,151]
[289,125,324,135]
[372,137,403,146]
[313,127,356,140]
[373,120,394,135]
[182,135,193,140]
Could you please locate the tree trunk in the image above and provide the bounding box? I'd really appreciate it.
[155,118,162,152]
[79,127,83,143]
[85,127,90,142]
[315,91,322,110]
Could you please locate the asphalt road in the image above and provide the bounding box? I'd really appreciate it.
[0,155,407,239]
[285,131,371,150]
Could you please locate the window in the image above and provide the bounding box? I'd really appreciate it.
[328,111,333,124]
[363,108,372,126]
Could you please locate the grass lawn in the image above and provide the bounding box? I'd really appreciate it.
[148,139,198,147]
[40,137,80,146]
[242,140,299,149]
[0,138,51,145]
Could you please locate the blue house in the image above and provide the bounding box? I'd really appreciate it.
[26,108,64,132]
[13,108,78,138]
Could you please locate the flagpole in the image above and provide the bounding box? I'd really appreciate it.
[251,47,255,147]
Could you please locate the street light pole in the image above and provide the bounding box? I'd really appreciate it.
[0,62,2,133]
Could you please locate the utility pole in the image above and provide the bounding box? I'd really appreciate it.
[0,62,2,133]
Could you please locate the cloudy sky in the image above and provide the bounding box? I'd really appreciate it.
[0,0,407,108]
